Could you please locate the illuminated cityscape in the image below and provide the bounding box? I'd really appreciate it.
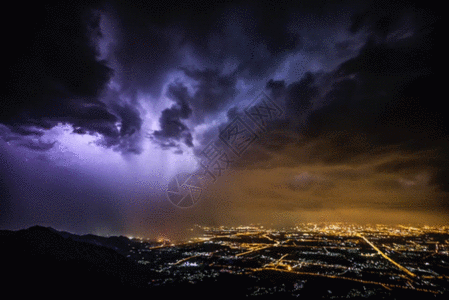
[122,223,449,297]
[1,0,446,298]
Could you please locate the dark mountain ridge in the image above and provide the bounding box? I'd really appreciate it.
[0,225,246,298]
[0,225,156,294]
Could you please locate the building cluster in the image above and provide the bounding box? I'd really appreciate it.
[126,223,449,296]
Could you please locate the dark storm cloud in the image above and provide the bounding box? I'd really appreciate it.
[17,140,56,152]
[108,0,337,114]
[334,40,361,58]
[152,106,192,148]
[0,0,359,155]
[226,106,240,121]
[109,13,176,97]
[305,17,445,150]
[226,1,447,213]
[214,1,302,79]
[181,68,238,118]
[265,79,286,100]
[151,82,194,149]
[151,67,239,150]
[110,102,142,137]
[0,125,32,143]
[165,81,193,119]
[9,126,45,137]
[249,0,445,158]
[1,1,161,155]
[349,0,425,39]
[62,101,119,137]
[101,99,144,154]
[107,1,236,97]
[0,124,55,152]
[3,1,112,117]
[1,0,446,233]
[286,72,319,121]
[1,1,122,146]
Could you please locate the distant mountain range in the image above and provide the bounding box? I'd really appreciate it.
[0,225,157,295]
[0,226,259,298]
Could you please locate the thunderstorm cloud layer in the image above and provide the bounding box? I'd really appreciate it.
[1,0,446,238]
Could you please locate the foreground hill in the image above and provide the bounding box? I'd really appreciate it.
[0,226,156,295]
[0,226,269,298]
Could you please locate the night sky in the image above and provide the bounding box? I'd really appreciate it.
[1,0,446,239]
